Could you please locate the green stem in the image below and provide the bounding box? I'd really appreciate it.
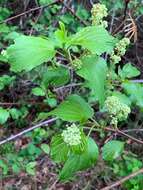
[87,124,97,137]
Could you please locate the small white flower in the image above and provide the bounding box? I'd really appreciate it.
[61,124,81,146]
[91,3,108,27]
[105,96,131,124]
[110,54,121,64]
[72,59,83,70]
[110,37,130,64]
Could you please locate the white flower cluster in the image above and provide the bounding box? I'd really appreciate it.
[110,38,130,64]
[104,96,131,125]
[72,58,83,70]
[61,124,81,146]
[91,3,108,28]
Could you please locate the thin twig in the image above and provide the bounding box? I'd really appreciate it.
[109,10,115,34]
[48,179,58,190]
[101,168,143,190]
[0,102,46,106]
[123,128,143,132]
[85,124,143,145]
[112,21,125,35]
[29,7,44,35]
[53,83,83,92]
[0,118,57,146]
[0,0,60,24]
[131,79,143,83]
[61,1,88,26]
[105,127,143,145]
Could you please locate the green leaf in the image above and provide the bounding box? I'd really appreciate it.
[42,66,70,87]
[9,108,22,120]
[0,24,10,33]
[102,140,124,161]
[26,161,37,175]
[41,144,50,154]
[0,107,10,124]
[6,31,21,40]
[122,82,143,108]
[77,55,107,106]
[12,164,20,173]
[0,75,15,90]
[67,26,116,55]
[20,143,42,157]
[118,63,140,79]
[50,94,94,122]
[50,135,69,163]
[32,87,45,96]
[54,22,68,48]
[101,0,123,10]
[0,7,11,21]
[0,160,8,175]
[59,138,99,181]
[39,0,52,5]
[0,54,8,62]
[36,112,49,122]
[7,36,55,72]
[71,130,88,154]
[45,98,57,108]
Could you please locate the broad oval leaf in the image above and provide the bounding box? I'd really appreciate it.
[7,36,55,72]
[102,140,124,161]
[49,94,94,122]
[67,26,117,55]
[41,144,50,154]
[59,138,99,181]
[50,135,69,163]
[122,82,143,108]
[0,107,10,124]
[118,63,140,79]
[32,87,46,96]
[42,66,70,87]
[26,161,36,175]
[77,55,107,107]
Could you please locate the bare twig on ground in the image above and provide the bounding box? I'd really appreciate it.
[48,179,59,190]
[0,118,57,145]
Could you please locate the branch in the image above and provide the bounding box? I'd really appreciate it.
[105,127,143,145]
[0,118,57,146]
[0,0,60,24]
[123,128,143,132]
[0,102,45,106]
[131,79,143,83]
[53,82,82,92]
[101,168,143,190]
[85,122,143,145]
[61,1,88,26]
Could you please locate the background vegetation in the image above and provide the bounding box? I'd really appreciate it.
[0,0,143,189]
